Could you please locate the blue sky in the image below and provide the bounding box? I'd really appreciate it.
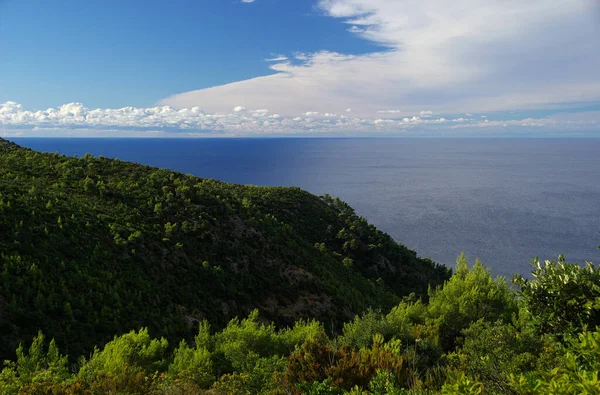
[0,0,378,109]
[1,0,599,137]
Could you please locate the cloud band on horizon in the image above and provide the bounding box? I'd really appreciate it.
[1,101,599,137]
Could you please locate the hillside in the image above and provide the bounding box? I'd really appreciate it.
[0,138,450,361]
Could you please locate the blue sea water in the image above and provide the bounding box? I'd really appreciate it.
[10,138,600,278]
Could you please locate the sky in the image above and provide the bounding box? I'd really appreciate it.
[1,0,599,137]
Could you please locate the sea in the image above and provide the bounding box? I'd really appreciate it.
[10,137,600,279]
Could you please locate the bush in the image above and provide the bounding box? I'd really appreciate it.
[509,330,600,394]
[339,310,397,350]
[78,328,169,385]
[283,333,411,392]
[0,331,70,393]
[448,319,542,393]
[169,340,214,388]
[427,254,517,350]
[514,255,600,338]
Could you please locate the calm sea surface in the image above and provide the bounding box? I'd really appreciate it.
[10,138,600,278]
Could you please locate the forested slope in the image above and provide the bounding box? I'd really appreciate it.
[0,138,449,361]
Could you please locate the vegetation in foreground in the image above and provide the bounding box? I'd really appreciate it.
[1,254,599,394]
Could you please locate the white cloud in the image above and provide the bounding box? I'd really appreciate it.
[241,0,255,3]
[266,55,288,62]
[347,25,364,33]
[293,52,310,61]
[161,0,600,119]
[1,101,598,137]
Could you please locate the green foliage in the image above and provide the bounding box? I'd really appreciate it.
[77,328,168,384]
[508,330,600,394]
[213,309,280,372]
[0,258,598,394]
[427,253,518,350]
[514,255,600,337]
[447,319,542,394]
[0,331,70,394]
[440,372,483,395]
[277,319,324,353]
[213,356,286,394]
[295,378,344,394]
[339,310,399,349]
[168,339,214,388]
[0,138,449,362]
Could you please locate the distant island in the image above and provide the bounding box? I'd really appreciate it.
[0,138,597,394]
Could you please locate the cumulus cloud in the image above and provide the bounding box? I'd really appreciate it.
[1,101,598,137]
[161,0,600,119]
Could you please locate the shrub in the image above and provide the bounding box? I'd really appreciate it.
[514,255,600,338]
[283,333,411,393]
[0,331,70,393]
[509,330,600,394]
[427,254,517,350]
[78,328,169,385]
[169,340,214,388]
[449,319,542,394]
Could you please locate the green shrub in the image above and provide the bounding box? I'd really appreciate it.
[78,328,168,384]
[509,330,600,394]
[427,254,517,350]
[0,331,70,393]
[339,310,397,350]
[448,320,542,394]
[169,340,214,388]
[514,255,600,338]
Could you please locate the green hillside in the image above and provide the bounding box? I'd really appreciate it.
[0,138,449,361]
